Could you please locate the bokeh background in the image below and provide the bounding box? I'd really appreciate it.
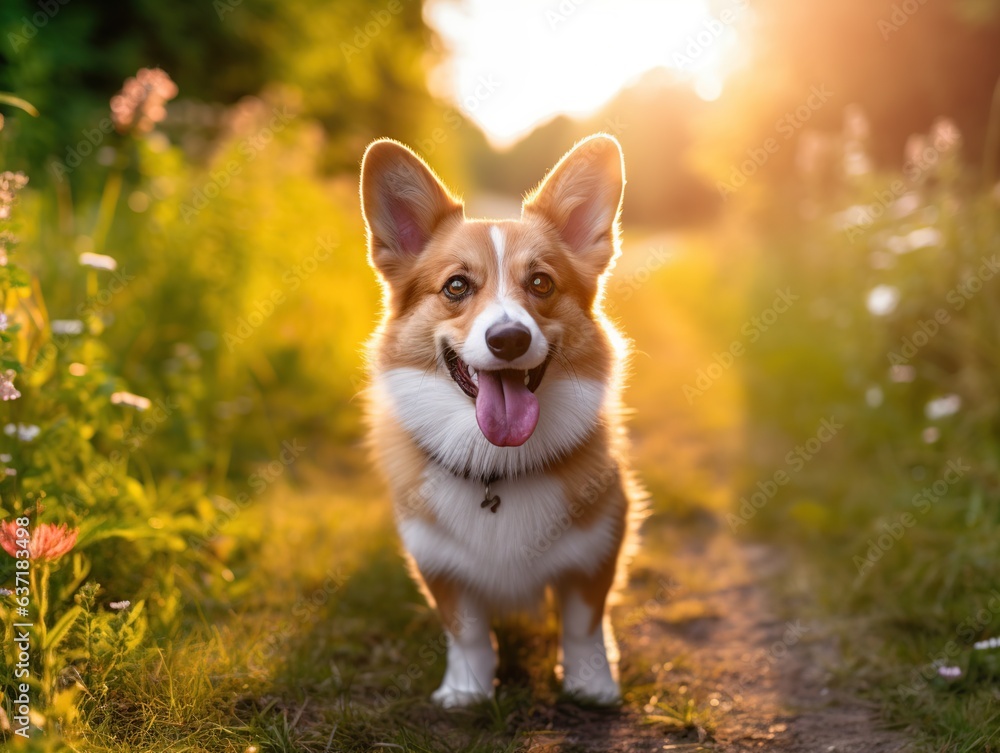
[0,0,999,750]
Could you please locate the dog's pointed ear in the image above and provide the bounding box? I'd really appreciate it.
[522,134,624,278]
[360,139,464,280]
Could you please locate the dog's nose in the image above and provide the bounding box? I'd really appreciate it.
[486,322,531,361]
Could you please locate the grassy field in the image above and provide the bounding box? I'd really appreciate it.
[66,228,754,753]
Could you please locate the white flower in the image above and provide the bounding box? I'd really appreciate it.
[831,204,874,230]
[79,252,118,271]
[905,227,943,251]
[0,313,7,332]
[0,453,10,462]
[890,192,921,219]
[937,665,962,679]
[866,285,900,316]
[109,600,131,610]
[865,385,884,408]
[925,394,961,420]
[111,391,152,411]
[4,423,40,441]
[51,319,85,336]
[974,636,1000,650]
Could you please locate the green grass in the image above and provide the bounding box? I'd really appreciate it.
[736,169,1000,751]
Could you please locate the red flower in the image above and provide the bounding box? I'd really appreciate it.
[0,521,78,562]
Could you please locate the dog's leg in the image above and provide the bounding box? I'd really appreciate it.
[423,575,496,708]
[557,565,621,704]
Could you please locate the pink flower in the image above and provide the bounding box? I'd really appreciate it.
[110,68,178,135]
[0,521,79,562]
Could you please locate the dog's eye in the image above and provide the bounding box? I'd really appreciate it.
[443,276,471,300]
[529,273,555,297]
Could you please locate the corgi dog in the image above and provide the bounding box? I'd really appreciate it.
[361,134,643,707]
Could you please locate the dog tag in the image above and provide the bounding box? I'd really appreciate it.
[480,484,502,513]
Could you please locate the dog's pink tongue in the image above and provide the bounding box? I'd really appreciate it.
[475,369,540,447]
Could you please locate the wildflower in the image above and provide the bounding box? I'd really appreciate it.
[904,134,929,174]
[843,104,872,177]
[110,391,152,411]
[905,227,943,251]
[0,587,11,596]
[865,385,884,408]
[79,252,118,271]
[889,192,921,219]
[831,204,874,230]
[974,636,1000,650]
[925,395,961,420]
[0,521,79,562]
[109,600,131,610]
[4,423,39,441]
[0,454,10,462]
[930,118,961,156]
[844,104,871,142]
[0,313,7,331]
[866,285,900,316]
[0,171,28,221]
[937,665,962,679]
[889,365,915,383]
[0,370,20,401]
[110,68,178,135]
[51,319,84,336]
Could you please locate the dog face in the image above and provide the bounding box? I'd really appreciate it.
[362,135,625,452]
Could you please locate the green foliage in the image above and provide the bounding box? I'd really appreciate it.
[741,110,1000,748]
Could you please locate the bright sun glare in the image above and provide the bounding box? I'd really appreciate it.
[425,0,751,147]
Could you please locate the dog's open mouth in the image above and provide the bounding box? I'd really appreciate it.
[443,345,551,448]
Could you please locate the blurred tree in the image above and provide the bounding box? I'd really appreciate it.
[693,0,1000,192]
[0,0,437,180]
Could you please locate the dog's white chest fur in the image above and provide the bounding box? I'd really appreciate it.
[398,468,618,607]
[375,367,618,606]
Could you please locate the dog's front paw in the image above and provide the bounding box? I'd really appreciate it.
[431,683,493,709]
[562,674,622,706]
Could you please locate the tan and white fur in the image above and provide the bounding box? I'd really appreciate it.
[361,134,643,707]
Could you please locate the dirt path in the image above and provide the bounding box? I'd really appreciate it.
[518,517,911,753]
